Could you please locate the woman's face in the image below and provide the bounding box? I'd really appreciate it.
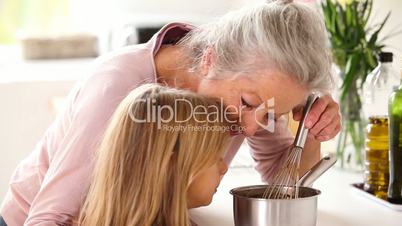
[187,158,228,208]
[197,69,309,136]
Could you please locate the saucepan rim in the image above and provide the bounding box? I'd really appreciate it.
[230,184,321,201]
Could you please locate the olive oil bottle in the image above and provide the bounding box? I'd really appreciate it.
[388,62,402,204]
[364,116,389,199]
[363,52,398,200]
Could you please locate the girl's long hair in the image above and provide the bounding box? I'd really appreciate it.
[78,84,230,226]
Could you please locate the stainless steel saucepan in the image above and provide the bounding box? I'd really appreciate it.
[230,153,337,226]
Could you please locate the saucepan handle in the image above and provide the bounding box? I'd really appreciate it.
[296,153,337,187]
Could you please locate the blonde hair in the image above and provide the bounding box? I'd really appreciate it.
[178,0,334,92]
[78,84,230,226]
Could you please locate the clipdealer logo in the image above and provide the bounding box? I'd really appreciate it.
[255,98,275,133]
[128,97,275,133]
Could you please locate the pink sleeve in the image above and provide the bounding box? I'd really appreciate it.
[246,116,294,183]
[24,70,131,225]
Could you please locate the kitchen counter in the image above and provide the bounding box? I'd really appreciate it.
[190,167,402,226]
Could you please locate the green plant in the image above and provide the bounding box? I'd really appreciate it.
[320,0,394,168]
[321,0,391,100]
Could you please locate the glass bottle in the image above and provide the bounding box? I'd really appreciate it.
[363,52,399,117]
[364,116,389,199]
[363,52,398,199]
[388,60,402,204]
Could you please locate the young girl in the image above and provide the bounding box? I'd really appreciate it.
[78,84,230,226]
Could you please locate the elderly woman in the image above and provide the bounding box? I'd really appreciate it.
[0,0,340,225]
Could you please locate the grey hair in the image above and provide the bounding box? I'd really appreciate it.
[178,0,334,92]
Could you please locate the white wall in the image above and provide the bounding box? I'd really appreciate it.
[68,0,250,33]
[372,0,402,70]
[110,0,247,16]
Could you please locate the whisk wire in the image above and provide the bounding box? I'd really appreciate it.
[263,94,319,200]
[263,146,303,199]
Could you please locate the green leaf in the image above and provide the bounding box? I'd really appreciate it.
[365,49,377,69]
[360,63,368,87]
[336,4,346,37]
[363,0,373,26]
[341,54,360,101]
[346,4,352,26]
[360,0,369,18]
[368,12,391,47]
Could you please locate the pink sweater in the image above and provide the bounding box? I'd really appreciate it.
[0,23,293,226]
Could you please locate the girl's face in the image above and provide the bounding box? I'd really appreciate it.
[187,158,228,208]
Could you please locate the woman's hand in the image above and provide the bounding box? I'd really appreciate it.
[293,94,342,142]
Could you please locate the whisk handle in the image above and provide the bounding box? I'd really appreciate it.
[294,94,319,148]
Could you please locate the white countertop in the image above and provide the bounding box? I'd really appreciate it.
[190,167,402,226]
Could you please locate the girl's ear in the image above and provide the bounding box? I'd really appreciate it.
[200,47,216,77]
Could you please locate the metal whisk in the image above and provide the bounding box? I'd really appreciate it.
[263,94,319,199]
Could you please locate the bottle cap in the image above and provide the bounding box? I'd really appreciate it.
[379,52,393,63]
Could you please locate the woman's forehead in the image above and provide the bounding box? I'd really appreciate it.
[251,75,308,105]
[256,95,307,114]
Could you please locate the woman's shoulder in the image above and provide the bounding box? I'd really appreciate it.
[80,43,156,91]
[94,43,154,75]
